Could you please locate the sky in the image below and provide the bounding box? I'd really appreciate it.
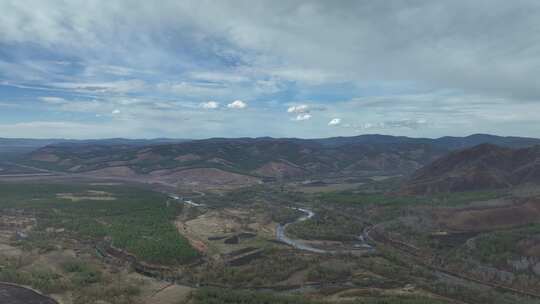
[1,0,540,139]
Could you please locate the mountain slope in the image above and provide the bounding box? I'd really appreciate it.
[0,138,189,158]
[313,133,540,149]
[24,137,444,179]
[403,144,540,194]
[19,134,540,188]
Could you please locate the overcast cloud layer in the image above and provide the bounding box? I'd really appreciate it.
[1,0,540,139]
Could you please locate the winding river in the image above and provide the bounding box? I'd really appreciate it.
[168,194,204,207]
[169,193,373,254]
[276,207,327,253]
[276,207,374,254]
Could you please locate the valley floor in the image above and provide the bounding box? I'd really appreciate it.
[1,170,540,304]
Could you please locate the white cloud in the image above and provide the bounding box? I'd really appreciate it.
[357,119,429,130]
[50,80,147,94]
[200,101,219,109]
[272,68,337,85]
[111,109,121,115]
[227,100,247,109]
[294,113,312,121]
[287,104,309,113]
[328,118,341,126]
[363,123,374,129]
[190,71,248,83]
[158,81,227,97]
[40,96,67,104]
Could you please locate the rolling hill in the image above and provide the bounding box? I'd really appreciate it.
[16,134,540,187]
[403,143,540,194]
[0,138,189,158]
[24,137,442,180]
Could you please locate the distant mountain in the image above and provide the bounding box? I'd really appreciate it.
[24,137,444,179]
[403,143,540,194]
[0,138,66,157]
[313,133,540,149]
[429,134,540,150]
[18,134,540,188]
[0,138,189,158]
[50,138,191,147]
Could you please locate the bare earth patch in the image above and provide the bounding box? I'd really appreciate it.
[128,272,193,304]
[179,208,275,256]
[0,244,23,258]
[56,191,116,202]
[150,167,261,189]
[294,182,365,193]
[86,166,138,178]
[254,161,305,178]
[174,153,201,162]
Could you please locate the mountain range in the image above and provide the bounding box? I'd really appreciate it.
[11,134,540,187]
[0,138,190,157]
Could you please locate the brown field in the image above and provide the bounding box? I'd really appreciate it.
[87,166,138,178]
[180,208,276,256]
[150,167,261,190]
[253,161,306,178]
[293,182,365,193]
[56,191,116,202]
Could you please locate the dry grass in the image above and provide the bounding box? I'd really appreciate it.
[179,208,276,257]
[294,182,365,193]
[56,191,117,202]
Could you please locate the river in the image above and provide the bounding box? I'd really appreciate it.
[276,207,327,253]
[276,207,374,254]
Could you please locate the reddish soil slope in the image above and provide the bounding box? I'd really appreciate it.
[404,144,540,194]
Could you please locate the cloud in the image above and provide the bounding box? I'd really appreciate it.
[200,101,219,109]
[287,104,327,121]
[328,118,341,126]
[2,1,540,139]
[227,100,247,109]
[272,68,337,85]
[40,96,67,104]
[294,113,312,121]
[111,109,121,115]
[359,119,429,130]
[50,80,147,94]
[1,1,539,101]
[190,71,248,83]
[287,104,310,114]
[384,119,428,129]
[158,81,227,97]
